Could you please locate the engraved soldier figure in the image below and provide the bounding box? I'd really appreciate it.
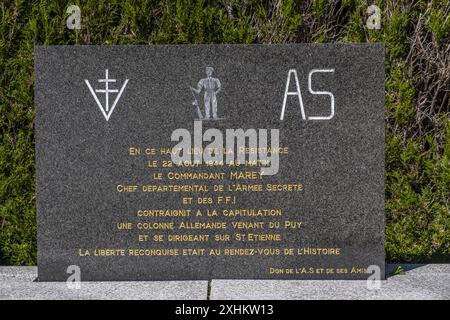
[191,67,221,119]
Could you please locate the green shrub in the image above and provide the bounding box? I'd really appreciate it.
[1,0,448,265]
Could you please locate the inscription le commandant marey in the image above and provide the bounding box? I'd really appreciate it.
[35,44,385,281]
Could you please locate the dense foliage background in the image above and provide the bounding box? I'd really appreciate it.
[0,0,449,265]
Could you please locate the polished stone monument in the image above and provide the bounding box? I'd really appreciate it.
[35,44,384,281]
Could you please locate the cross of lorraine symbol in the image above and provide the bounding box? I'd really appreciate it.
[85,69,129,121]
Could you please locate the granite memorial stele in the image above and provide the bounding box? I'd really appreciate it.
[35,44,385,281]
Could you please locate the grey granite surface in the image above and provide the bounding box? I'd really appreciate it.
[0,267,208,300]
[35,45,385,281]
[1,264,449,300]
